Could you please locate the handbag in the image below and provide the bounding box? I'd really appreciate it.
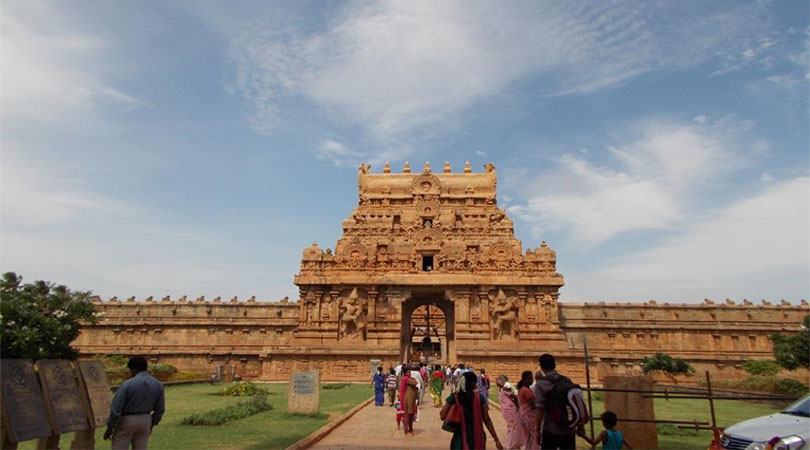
[442,395,462,433]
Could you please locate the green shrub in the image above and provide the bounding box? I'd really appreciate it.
[180,396,271,426]
[741,360,781,376]
[642,353,695,374]
[740,375,779,392]
[218,381,270,397]
[323,383,350,390]
[770,315,810,370]
[774,378,809,396]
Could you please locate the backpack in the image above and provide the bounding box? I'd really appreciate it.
[544,375,589,428]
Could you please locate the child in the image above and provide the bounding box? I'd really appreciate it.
[577,411,632,450]
[394,400,405,430]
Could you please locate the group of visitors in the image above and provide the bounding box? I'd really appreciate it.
[371,353,631,450]
[493,354,630,450]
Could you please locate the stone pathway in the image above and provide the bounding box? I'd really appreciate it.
[311,389,508,449]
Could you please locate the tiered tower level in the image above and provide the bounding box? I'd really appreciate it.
[73,162,809,383]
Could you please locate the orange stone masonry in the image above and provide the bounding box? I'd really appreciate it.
[72,162,809,384]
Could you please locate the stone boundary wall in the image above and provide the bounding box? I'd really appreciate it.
[74,297,808,384]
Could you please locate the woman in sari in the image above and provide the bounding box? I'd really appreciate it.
[440,372,503,450]
[496,375,525,450]
[399,366,419,434]
[372,366,385,406]
[429,364,445,407]
[517,371,539,450]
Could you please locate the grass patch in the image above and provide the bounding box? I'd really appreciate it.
[17,382,371,450]
[322,383,350,390]
[180,396,271,426]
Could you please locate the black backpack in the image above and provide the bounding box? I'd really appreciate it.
[544,375,587,427]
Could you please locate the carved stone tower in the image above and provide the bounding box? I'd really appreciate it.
[293,161,567,366]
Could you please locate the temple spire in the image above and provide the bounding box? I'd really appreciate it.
[444,161,451,173]
[383,162,391,173]
[403,161,411,173]
[464,161,472,173]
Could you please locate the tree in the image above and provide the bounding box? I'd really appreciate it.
[770,315,810,370]
[1,272,98,360]
[641,352,695,381]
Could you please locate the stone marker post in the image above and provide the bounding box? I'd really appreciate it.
[35,360,89,449]
[1,360,53,449]
[287,371,320,414]
[603,374,658,449]
[72,360,113,450]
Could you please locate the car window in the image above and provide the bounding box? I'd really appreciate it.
[782,395,809,417]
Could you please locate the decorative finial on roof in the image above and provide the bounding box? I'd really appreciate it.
[541,241,547,247]
[403,161,411,173]
[444,161,451,173]
[464,161,472,173]
[423,161,431,173]
[383,162,391,173]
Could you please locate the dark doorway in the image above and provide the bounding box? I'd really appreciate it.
[401,292,454,364]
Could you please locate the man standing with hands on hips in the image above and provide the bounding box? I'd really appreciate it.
[104,356,165,450]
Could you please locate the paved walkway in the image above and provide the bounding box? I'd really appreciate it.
[311,388,508,449]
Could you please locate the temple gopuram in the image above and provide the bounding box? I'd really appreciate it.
[73,162,809,383]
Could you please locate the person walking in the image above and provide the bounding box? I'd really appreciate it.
[440,371,504,450]
[518,371,539,450]
[496,375,525,450]
[385,368,399,406]
[103,356,165,450]
[418,363,429,406]
[429,364,446,407]
[533,354,581,450]
[372,366,386,406]
[577,411,632,450]
[477,368,491,399]
[399,366,419,435]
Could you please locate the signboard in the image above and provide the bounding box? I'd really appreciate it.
[287,371,319,414]
[36,360,89,434]
[0,360,52,443]
[293,373,316,395]
[76,360,112,428]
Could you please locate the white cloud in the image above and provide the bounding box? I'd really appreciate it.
[315,140,365,167]
[222,1,769,141]
[0,152,294,301]
[510,117,757,244]
[0,2,143,132]
[564,177,810,301]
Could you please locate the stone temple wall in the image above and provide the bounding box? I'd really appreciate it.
[73,296,808,384]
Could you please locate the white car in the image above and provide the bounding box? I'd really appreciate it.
[717,395,809,450]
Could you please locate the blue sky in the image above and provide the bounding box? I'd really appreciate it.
[2,1,808,303]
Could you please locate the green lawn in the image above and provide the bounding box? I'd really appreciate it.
[19,382,372,450]
[489,391,785,450]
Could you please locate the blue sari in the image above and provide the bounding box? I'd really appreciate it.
[373,373,386,405]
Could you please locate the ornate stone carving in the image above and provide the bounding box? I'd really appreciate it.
[412,173,441,196]
[338,288,366,340]
[491,288,519,340]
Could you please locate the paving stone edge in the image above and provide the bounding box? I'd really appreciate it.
[284,396,375,450]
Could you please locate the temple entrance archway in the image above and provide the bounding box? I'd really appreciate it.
[401,291,455,365]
